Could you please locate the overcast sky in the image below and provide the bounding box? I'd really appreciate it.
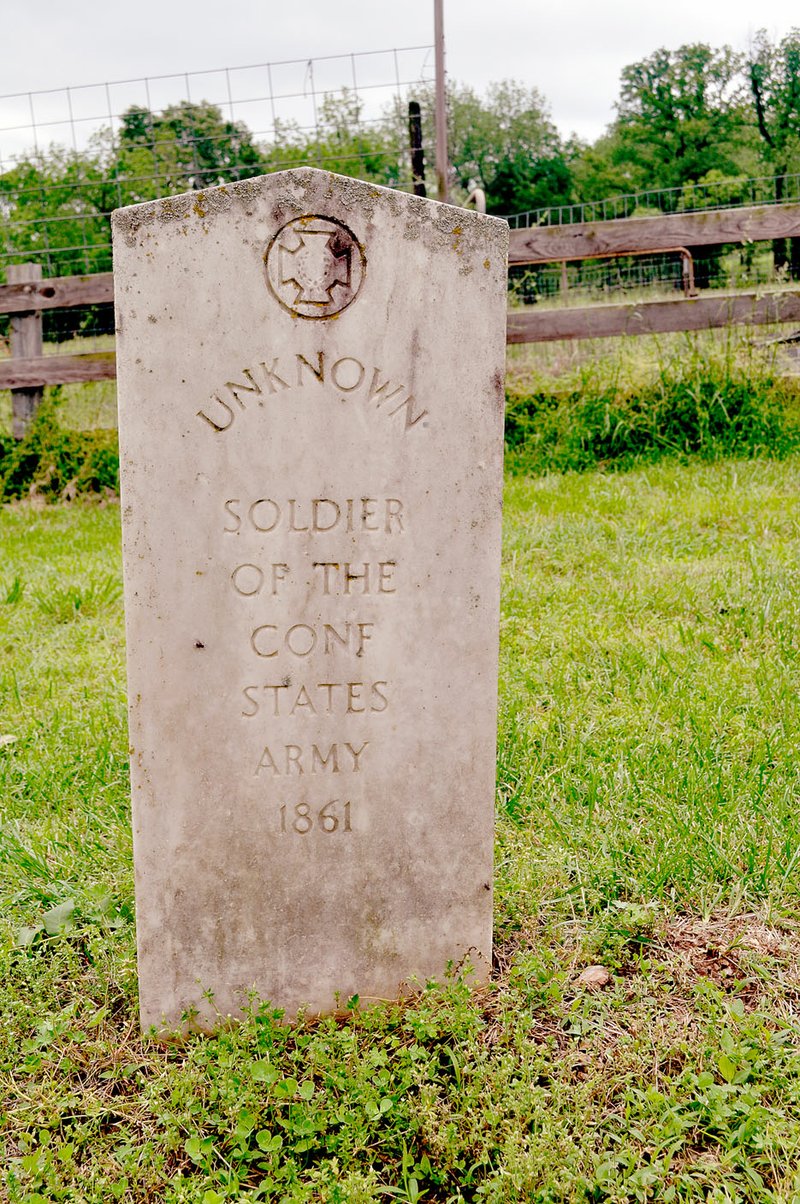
[3,0,800,156]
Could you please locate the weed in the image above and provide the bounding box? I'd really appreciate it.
[3,575,23,604]
[505,329,800,475]
[0,391,118,501]
[32,575,122,623]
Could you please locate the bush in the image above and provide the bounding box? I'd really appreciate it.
[505,363,800,476]
[0,393,118,501]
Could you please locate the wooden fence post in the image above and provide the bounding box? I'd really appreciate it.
[8,262,43,439]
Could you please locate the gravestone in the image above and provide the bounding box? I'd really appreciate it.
[112,168,508,1034]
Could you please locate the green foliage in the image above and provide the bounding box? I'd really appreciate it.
[748,27,800,174]
[241,79,580,209]
[0,100,265,279]
[0,394,118,501]
[676,167,752,211]
[572,43,764,212]
[614,43,752,190]
[0,140,117,277]
[505,356,800,476]
[0,82,579,257]
[570,34,800,224]
[117,101,264,200]
[443,80,574,214]
[6,38,800,253]
[264,91,404,187]
[748,28,800,272]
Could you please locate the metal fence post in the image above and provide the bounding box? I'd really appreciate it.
[8,263,43,439]
[408,101,427,197]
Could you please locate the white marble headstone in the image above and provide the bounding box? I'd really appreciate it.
[112,168,508,1033]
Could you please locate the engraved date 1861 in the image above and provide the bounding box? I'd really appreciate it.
[280,799,352,834]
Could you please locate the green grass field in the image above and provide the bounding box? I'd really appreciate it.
[3,454,800,1201]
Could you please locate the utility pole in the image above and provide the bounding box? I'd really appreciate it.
[434,0,449,203]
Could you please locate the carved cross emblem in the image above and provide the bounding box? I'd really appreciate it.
[279,229,351,305]
[265,216,366,319]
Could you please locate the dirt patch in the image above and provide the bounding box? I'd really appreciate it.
[653,913,800,1003]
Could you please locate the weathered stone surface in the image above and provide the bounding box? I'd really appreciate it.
[112,168,508,1034]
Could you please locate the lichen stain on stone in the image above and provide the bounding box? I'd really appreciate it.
[491,368,505,405]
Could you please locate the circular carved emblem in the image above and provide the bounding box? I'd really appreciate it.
[265,214,366,319]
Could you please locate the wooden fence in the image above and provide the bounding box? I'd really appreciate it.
[4,201,800,435]
[508,201,800,261]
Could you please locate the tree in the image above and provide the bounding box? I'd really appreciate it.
[748,28,800,272]
[309,80,575,214]
[262,91,402,187]
[0,141,115,278]
[569,44,758,287]
[446,80,573,215]
[115,100,264,200]
[611,43,753,195]
[570,130,641,211]
[0,100,267,299]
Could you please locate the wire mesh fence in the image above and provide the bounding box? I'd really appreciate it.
[0,46,435,296]
[503,172,800,229]
[508,242,788,307]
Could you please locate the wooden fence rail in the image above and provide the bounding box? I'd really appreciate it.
[4,198,800,434]
[0,271,114,315]
[0,352,117,390]
[507,290,800,344]
[508,202,800,264]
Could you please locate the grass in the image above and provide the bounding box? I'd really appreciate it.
[3,456,800,1200]
[504,320,800,414]
[499,463,800,908]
